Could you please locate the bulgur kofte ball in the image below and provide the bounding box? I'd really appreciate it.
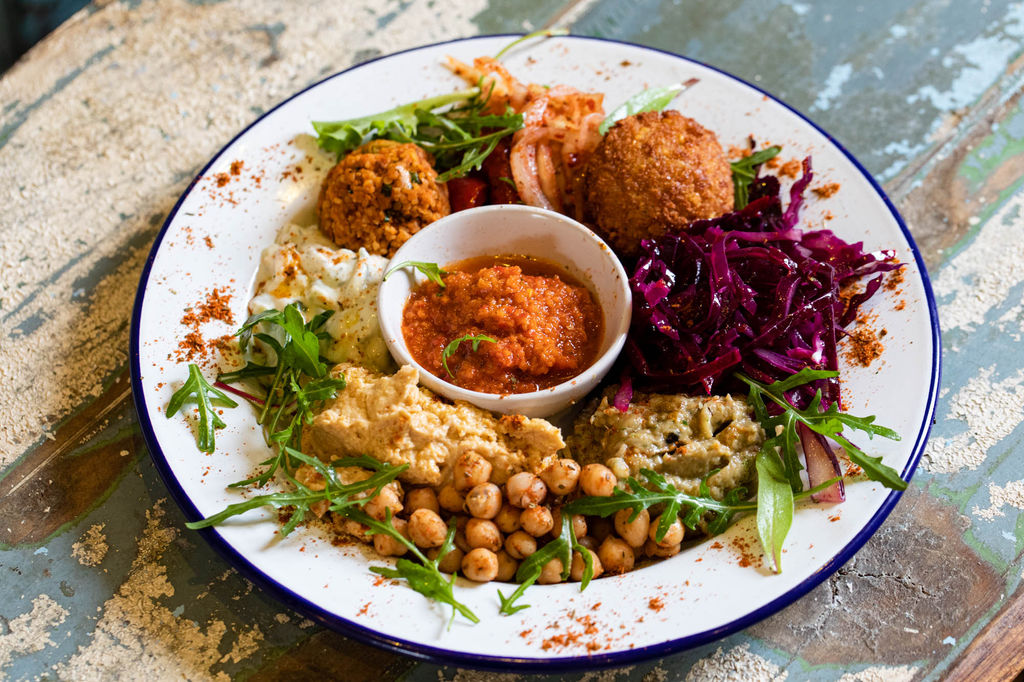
[317,139,450,257]
[583,110,733,259]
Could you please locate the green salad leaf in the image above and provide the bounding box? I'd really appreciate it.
[166,363,238,453]
[730,145,782,209]
[441,333,496,378]
[384,261,448,288]
[598,78,698,135]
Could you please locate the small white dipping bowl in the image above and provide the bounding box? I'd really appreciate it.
[377,204,631,418]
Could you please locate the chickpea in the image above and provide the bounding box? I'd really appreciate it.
[462,548,499,582]
[504,530,538,560]
[453,452,493,491]
[294,464,326,491]
[438,484,465,513]
[645,538,681,558]
[650,515,685,547]
[588,516,613,543]
[520,505,554,537]
[598,536,635,575]
[364,485,403,521]
[408,508,447,548]
[373,517,410,557]
[454,516,472,553]
[465,483,502,519]
[614,508,650,548]
[540,458,581,496]
[494,503,522,534]
[570,548,603,582]
[605,456,631,481]
[576,535,599,552]
[465,518,502,552]
[427,546,465,574]
[334,514,371,543]
[506,472,547,508]
[495,550,519,582]
[580,463,617,497]
[404,487,439,514]
[537,557,565,584]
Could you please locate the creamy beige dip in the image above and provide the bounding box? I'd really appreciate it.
[568,388,764,500]
[303,363,564,487]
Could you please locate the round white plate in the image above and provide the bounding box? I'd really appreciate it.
[130,35,941,670]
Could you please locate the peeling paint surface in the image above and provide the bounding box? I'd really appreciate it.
[3,0,1024,680]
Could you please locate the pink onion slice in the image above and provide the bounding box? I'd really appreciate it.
[798,422,845,502]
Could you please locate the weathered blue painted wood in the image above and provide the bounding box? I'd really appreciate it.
[1,0,1022,680]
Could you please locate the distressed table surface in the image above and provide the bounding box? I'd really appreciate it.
[2,1,1023,680]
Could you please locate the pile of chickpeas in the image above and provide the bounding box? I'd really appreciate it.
[328,452,688,584]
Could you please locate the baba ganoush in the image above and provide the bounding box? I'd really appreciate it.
[569,388,764,500]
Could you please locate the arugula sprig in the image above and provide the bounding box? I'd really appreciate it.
[186,451,402,534]
[185,452,478,624]
[565,469,754,539]
[177,302,346,484]
[497,513,592,615]
[384,260,447,288]
[738,369,903,572]
[598,79,698,135]
[730,145,782,209]
[166,363,238,453]
[738,369,905,492]
[441,333,496,378]
[360,513,479,626]
[563,467,838,575]
[312,89,523,182]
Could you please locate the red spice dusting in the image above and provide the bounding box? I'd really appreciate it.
[356,602,370,617]
[709,541,724,550]
[778,159,802,179]
[885,265,906,291]
[828,514,841,522]
[812,182,841,198]
[230,160,244,176]
[895,299,906,311]
[729,535,761,569]
[728,144,753,159]
[648,597,665,612]
[373,575,388,587]
[843,325,885,367]
[204,235,214,249]
[214,172,231,187]
[172,287,237,363]
[845,463,863,477]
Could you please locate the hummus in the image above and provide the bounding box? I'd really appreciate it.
[568,388,764,500]
[304,363,564,486]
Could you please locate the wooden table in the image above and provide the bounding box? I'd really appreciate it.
[2,1,1022,679]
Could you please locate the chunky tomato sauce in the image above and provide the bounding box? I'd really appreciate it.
[402,255,604,394]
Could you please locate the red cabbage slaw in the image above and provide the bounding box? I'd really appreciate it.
[621,158,901,499]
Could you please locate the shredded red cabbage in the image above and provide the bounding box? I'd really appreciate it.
[625,157,900,410]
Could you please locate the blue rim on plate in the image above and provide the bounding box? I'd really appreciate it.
[129,34,942,671]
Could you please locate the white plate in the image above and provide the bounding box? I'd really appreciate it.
[130,35,941,670]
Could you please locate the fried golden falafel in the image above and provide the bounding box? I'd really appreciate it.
[583,110,733,259]
[318,139,450,257]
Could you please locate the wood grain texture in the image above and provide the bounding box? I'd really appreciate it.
[945,585,1024,682]
[2,0,1024,680]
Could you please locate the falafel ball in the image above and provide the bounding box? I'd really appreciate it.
[318,139,450,257]
[584,110,733,259]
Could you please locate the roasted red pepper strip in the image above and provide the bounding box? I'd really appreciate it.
[447,176,489,212]
[482,138,521,204]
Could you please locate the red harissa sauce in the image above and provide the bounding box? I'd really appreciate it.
[402,255,604,395]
